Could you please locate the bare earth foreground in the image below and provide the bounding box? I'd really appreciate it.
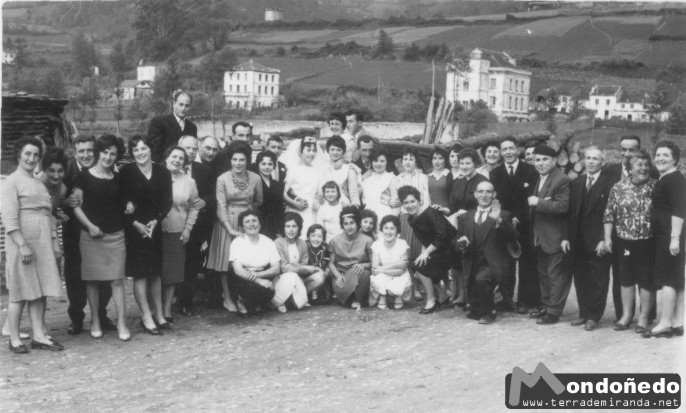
[1,281,683,413]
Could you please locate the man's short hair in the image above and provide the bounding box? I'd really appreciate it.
[500,136,517,148]
[199,136,219,146]
[178,135,198,145]
[266,135,283,145]
[345,109,364,122]
[619,135,641,148]
[357,134,376,148]
[173,90,193,104]
[583,145,606,162]
[74,135,96,146]
[232,121,253,135]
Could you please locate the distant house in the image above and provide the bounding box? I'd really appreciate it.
[223,60,280,110]
[446,48,531,121]
[586,85,666,121]
[265,8,284,21]
[137,61,164,82]
[534,84,580,114]
[2,50,16,64]
[117,79,153,101]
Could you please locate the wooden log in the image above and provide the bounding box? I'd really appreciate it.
[569,152,580,164]
[423,96,436,144]
[557,149,569,166]
[430,97,446,142]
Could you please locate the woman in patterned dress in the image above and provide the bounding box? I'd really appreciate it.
[207,144,263,313]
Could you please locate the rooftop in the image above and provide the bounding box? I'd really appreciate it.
[590,85,622,97]
[231,59,280,74]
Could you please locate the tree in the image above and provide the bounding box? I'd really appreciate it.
[114,88,124,135]
[457,100,498,139]
[72,32,98,78]
[373,29,394,59]
[42,68,66,98]
[666,96,686,135]
[150,57,182,115]
[276,46,286,56]
[109,42,129,83]
[133,0,186,61]
[129,97,149,126]
[403,43,421,61]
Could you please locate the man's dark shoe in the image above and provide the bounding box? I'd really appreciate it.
[465,311,481,320]
[101,318,117,331]
[67,323,83,335]
[478,314,496,324]
[585,320,599,331]
[536,314,559,325]
[529,308,547,318]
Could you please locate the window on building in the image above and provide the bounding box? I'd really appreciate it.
[229,85,232,92]
[630,104,634,109]
[244,85,247,92]
[595,99,599,105]
[271,86,274,95]
[516,80,519,92]
[490,79,496,89]
[628,114,632,121]
[522,81,525,90]
[490,97,496,107]
[515,98,518,110]
[606,99,610,105]
[259,74,262,81]
[463,80,469,90]
[621,103,625,109]
[258,86,261,94]
[508,96,512,109]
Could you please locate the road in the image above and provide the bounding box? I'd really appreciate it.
[0,282,682,412]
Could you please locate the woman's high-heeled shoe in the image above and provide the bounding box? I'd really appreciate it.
[139,320,162,336]
[419,301,439,315]
[8,342,29,354]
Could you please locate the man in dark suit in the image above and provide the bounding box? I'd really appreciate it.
[527,144,572,325]
[490,137,540,312]
[457,181,519,324]
[147,91,197,163]
[62,135,114,334]
[603,135,659,322]
[562,146,613,331]
[213,121,253,176]
[197,136,220,166]
[177,136,216,315]
[264,135,287,184]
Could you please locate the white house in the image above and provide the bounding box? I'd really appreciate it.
[446,48,531,121]
[117,79,154,101]
[534,84,579,114]
[586,85,665,121]
[265,8,284,21]
[223,60,280,110]
[137,61,163,82]
[2,50,16,64]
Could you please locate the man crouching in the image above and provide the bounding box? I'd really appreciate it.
[456,181,519,324]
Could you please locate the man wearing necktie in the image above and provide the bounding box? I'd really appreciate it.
[456,181,519,324]
[177,136,216,315]
[562,146,614,331]
[147,91,198,163]
[490,137,540,313]
[527,144,572,325]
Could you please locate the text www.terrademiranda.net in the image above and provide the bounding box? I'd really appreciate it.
[519,398,681,408]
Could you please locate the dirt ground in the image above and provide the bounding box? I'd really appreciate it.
[0,281,683,413]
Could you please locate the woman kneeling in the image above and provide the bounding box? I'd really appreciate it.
[229,210,308,316]
[370,215,411,310]
[275,212,326,303]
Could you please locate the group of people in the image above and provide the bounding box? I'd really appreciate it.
[3,90,684,355]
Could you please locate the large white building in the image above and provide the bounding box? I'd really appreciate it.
[446,48,531,121]
[137,61,163,82]
[223,60,280,110]
[586,85,663,121]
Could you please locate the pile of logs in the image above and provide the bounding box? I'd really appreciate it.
[422,97,455,144]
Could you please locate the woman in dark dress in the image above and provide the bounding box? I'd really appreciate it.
[255,150,284,239]
[644,140,685,338]
[399,185,458,314]
[72,134,130,341]
[428,146,452,216]
[120,135,173,335]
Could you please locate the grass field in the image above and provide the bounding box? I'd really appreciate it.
[493,16,589,38]
[654,15,686,36]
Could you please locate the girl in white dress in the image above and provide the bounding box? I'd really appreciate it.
[361,149,397,219]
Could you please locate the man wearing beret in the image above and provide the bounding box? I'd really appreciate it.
[527,144,572,325]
